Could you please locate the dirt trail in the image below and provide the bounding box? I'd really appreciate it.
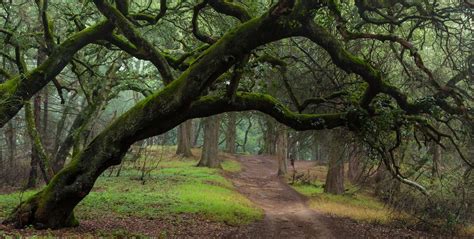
[228,155,335,239]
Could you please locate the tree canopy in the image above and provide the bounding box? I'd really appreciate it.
[0,0,472,229]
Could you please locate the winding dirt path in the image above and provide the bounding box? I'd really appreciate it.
[228,155,335,239]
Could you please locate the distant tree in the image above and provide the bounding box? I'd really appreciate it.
[198,116,221,168]
[176,120,193,157]
[276,126,288,176]
[324,131,346,194]
[225,113,237,154]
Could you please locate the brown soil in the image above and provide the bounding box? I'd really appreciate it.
[227,155,334,239]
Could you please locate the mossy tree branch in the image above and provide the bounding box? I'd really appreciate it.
[0,21,113,128]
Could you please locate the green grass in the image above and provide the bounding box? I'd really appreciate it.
[0,157,262,226]
[221,159,241,172]
[0,190,37,218]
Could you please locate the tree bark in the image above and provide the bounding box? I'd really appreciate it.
[26,95,42,189]
[347,144,361,183]
[312,133,321,161]
[242,118,252,152]
[431,143,442,178]
[41,87,50,152]
[198,115,221,168]
[324,142,345,194]
[225,113,236,154]
[5,120,16,168]
[276,127,288,176]
[176,120,193,157]
[24,100,54,185]
[262,118,276,155]
[193,120,202,147]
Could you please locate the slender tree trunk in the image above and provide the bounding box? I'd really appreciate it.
[242,117,252,152]
[312,133,321,161]
[53,102,99,172]
[42,87,49,153]
[431,143,442,179]
[176,120,193,157]
[5,120,16,168]
[53,97,75,156]
[193,120,202,147]
[276,127,288,176]
[0,131,3,178]
[324,143,345,195]
[26,95,43,188]
[198,115,221,168]
[225,113,237,154]
[26,154,39,188]
[25,100,54,186]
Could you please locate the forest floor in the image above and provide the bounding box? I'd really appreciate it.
[0,149,470,238]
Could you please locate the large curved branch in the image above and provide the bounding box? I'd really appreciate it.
[192,1,218,44]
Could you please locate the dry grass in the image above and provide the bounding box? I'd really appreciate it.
[309,193,401,224]
[460,225,474,237]
[291,161,408,225]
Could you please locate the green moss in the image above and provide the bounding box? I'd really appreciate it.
[0,77,20,95]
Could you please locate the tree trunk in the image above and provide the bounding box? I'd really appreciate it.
[312,133,321,161]
[26,96,42,188]
[347,144,361,183]
[324,144,345,194]
[198,115,221,168]
[41,87,50,154]
[26,153,39,189]
[431,143,442,179]
[225,113,237,154]
[176,120,193,157]
[5,120,16,168]
[53,101,100,172]
[276,127,288,176]
[53,97,75,156]
[25,100,54,186]
[193,119,202,147]
[242,117,252,152]
[262,118,276,155]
